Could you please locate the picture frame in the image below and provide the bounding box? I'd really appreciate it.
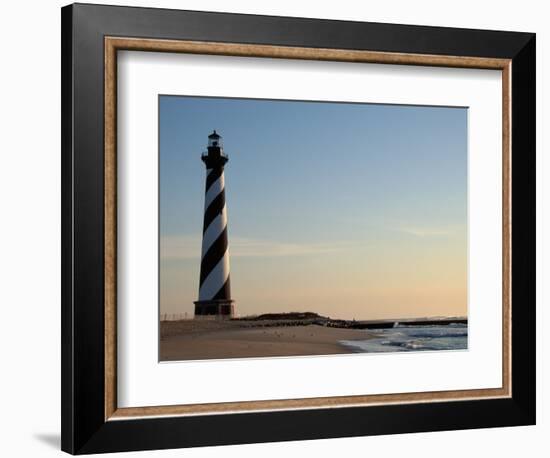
[61,3,536,454]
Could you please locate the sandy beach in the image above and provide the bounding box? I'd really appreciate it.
[160,320,373,361]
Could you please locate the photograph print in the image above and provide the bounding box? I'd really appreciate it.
[159,95,468,362]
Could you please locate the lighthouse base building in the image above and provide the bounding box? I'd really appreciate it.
[194,130,235,320]
[194,299,235,318]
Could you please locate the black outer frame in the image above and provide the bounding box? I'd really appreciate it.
[61,3,535,454]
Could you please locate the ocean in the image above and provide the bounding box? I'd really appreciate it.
[340,323,468,353]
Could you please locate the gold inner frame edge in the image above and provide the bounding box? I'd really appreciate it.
[104,37,512,421]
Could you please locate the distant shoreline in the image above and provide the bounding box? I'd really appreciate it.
[233,312,467,330]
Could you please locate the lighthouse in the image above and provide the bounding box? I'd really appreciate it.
[194,131,235,319]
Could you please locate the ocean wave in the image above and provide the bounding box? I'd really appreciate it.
[340,325,468,353]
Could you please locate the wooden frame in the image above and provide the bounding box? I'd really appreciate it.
[62,3,535,454]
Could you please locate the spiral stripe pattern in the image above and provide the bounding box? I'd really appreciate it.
[198,167,231,301]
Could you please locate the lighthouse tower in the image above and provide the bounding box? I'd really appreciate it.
[194,131,235,319]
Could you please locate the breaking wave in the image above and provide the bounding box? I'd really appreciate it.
[340,324,468,353]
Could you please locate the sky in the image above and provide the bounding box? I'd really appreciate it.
[159,95,467,320]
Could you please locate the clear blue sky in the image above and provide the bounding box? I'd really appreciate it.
[160,95,467,320]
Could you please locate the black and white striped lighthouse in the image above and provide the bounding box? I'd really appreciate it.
[194,131,235,319]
